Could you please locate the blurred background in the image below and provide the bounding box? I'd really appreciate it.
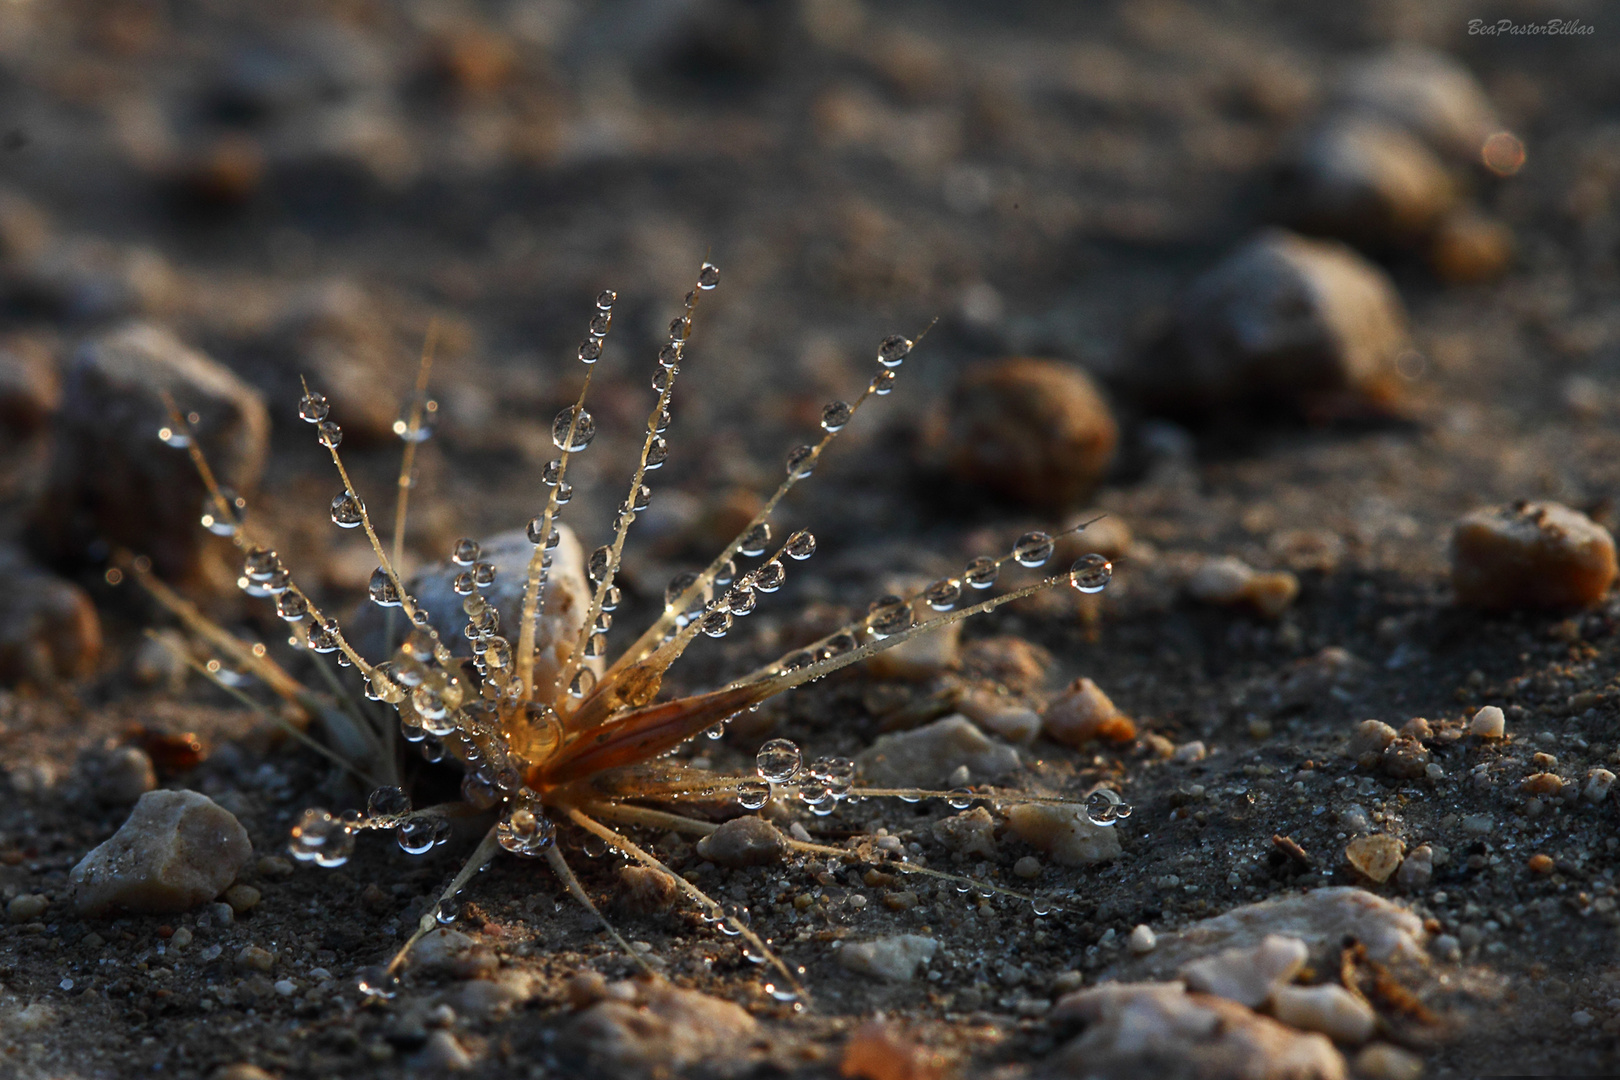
[0,0,1615,682]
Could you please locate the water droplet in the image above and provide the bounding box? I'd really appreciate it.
[1013,531,1054,568]
[588,546,613,584]
[597,288,617,310]
[669,315,690,342]
[785,444,816,479]
[945,787,974,809]
[451,538,481,566]
[701,609,732,638]
[570,668,596,699]
[785,530,816,560]
[317,420,342,449]
[645,435,669,470]
[1070,553,1113,594]
[867,595,912,638]
[602,585,622,612]
[632,484,652,512]
[496,805,557,857]
[330,492,364,529]
[589,310,612,337]
[1085,788,1132,827]
[356,965,397,1000]
[753,561,786,593]
[924,577,963,611]
[756,738,802,783]
[665,569,700,608]
[298,391,330,423]
[1032,898,1052,916]
[578,338,602,364]
[964,556,999,590]
[739,522,771,557]
[821,633,856,659]
[552,406,596,452]
[820,401,852,432]
[436,899,460,924]
[799,779,831,806]
[714,560,737,589]
[288,808,353,867]
[473,561,496,588]
[870,369,896,395]
[367,786,411,825]
[810,756,856,798]
[306,618,340,653]
[698,262,720,290]
[542,459,563,486]
[877,334,912,368]
[781,649,815,671]
[737,779,770,810]
[396,818,435,855]
[243,547,280,581]
[584,632,607,657]
[556,481,573,504]
[461,770,500,809]
[658,343,682,369]
[368,567,401,607]
[726,586,757,616]
[200,489,247,536]
[276,591,309,623]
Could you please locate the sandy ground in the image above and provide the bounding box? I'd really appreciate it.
[2,1,1620,1077]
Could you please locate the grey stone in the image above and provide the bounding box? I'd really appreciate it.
[70,790,252,916]
[856,715,1020,789]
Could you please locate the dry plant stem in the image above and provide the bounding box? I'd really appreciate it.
[385,827,503,979]
[315,424,418,630]
[542,840,652,976]
[385,320,439,658]
[564,806,807,1000]
[554,277,709,702]
[515,367,596,710]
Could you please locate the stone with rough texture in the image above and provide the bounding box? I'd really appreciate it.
[1451,501,1616,611]
[30,322,269,589]
[695,816,787,867]
[944,357,1118,510]
[1270,983,1377,1045]
[839,934,939,981]
[1142,229,1408,415]
[561,978,757,1074]
[932,807,998,857]
[352,526,596,694]
[1005,803,1122,866]
[1044,981,1345,1080]
[1277,116,1455,249]
[1180,935,1308,1008]
[69,790,252,916]
[1042,677,1136,748]
[856,716,1020,789]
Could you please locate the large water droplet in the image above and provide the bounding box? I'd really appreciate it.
[298,391,330,423]
[356,965,398,1000]
[317,420,342,449]
[665,569,700,609]
[753,561,786,593]
[288,808,353,867]
[330,492,364,529]
[243,547,280,581]
[1070,553,1113,594]
[473,561,496,588]
[552,406,596,452]
[1012,531,1054,568]
[739,522,771,557]
[496,805,557,857]
[451,538,481,566]
[945,787,974,809]
[1085,788,1132,826]
[578,338,603,364]
[924,577,963,611]
[396,818,435,855]
[700,609,732,638]
[785,444,816,479]
[367,786,411,825]
[570,668,597,699]
[867,595,912,638]
[597,289,617,310]
[369,567,401,607]
[276,591,309,623]
[877,334,912,368]
[736,778,770,810]
[756,738,802,783]
[306,618,340,653]
[698,262,720,290]
[820,401,852,432]
[785,530,816,560]
[964,556,999,590]
[870,369,896,395]
[201,489,247,537]
[810,756,856,798]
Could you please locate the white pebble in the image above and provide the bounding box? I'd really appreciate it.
[1573,1010,1594,1027]
[1469,705,1505,738]
[274,979,296,996]
[1172,740,1207,764]
[1584,768,1615,803]
[1354,1042,1424,1080]
[1270,983,1376,1044]
[1128,924,1157,954]
[1180,934,1307,1008]
[839,934,939,981]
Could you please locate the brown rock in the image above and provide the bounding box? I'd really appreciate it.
[69,789,252,916]
[932,807,998,857]
[1379,737,1429,780]
[945,357,1117,510]
[561,978,757,1074]
[1005,803,1121,867]
[1345,834,1404,883]
[617,865,679,913]
[1278,115,1456,248]
[840,1020,948,1080]
[0,548,101,684]
[695,816,787,867]
[31,323,269,589]
[1429,210,1514,283]
[1042,677,1136,748]
[1331,45,1500,162]
[1451,501,1617,611]
[0,336,59,433]
[1144,229,1409,414]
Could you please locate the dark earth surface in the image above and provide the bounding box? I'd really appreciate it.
[2,1,1620,1077]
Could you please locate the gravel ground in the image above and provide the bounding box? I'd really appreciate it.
[2,2,1619,1077]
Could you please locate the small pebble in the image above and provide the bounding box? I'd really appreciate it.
[1527,853,1555,875]
[7,893,48,922]
[840,1021,948,1080]
[1520,773,1564,797]
[945,356,1118,510]
[1431,934,1460,962]
[212,1066,276,1080]
[223,883,261,914]
[96,746,156,805]
[1346,720,1398,763]
[694,816,786,868]
[1395,845,1433,891]
[1451,502,1617,611]
[1345,835,1404,884]
[1270,982,1377,1044]
[932,807,998,857]
[839,934,939,982]
[957,689,1042,746]
[1583,768,1614,803]
[1352,1042,1425,1080]
[1277,114,1455,248]
[1013,856,1042,880]
[1128,924,1157,954]
[256,856,293,878]
[1429,210,1513,284]
[856,716,1020,789]
[413,1030,473,1073]
[1461,814,1493,835]
[170,927,192,948]
[1172,740,1207,764]
[69,789,252,916]
[617,865,679,914]
[1041,678,1135,748]
[1005,803,1122,867]
[235,945,274,973]
[1469,706,1505,739]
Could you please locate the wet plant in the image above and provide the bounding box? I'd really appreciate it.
[142,262,1122,1006]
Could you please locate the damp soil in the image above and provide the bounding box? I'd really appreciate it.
[2,2,1620,1077]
